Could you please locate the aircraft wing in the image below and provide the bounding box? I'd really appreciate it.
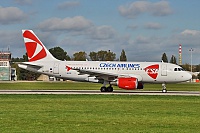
[74,68,142,81]
[74,69,117,80]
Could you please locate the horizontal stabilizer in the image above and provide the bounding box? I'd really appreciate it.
[18,62,43,71]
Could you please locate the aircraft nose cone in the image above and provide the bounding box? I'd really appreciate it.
[186,72,192,81]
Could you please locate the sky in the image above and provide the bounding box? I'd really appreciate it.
[0,0,200,64]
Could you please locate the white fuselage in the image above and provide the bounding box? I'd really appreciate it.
[19,60,192,84]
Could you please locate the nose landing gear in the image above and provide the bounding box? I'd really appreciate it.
[162,83,167,93]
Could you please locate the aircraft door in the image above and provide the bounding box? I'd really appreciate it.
[53,63,59,74]
[161,64,167,76]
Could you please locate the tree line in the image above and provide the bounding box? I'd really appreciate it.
[48,47,127,61]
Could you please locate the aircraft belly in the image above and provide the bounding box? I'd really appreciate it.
[63,74,88,82]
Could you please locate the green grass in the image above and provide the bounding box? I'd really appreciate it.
[0,81,101,90]
[0,81,199,91]
[0,95,199,133]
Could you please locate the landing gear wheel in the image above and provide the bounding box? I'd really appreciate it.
[107,86,113,92]
[100,87,107,92]
[162,83,167,93]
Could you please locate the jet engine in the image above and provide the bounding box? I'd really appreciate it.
[111,77,139,90]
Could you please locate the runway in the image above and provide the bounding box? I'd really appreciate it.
[0,90,199,96]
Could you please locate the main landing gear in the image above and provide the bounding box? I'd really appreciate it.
[100,85,113,92]
[162,82,167,93]
[100,80,114,92]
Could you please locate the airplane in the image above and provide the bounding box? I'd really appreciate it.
[18,30,192,93]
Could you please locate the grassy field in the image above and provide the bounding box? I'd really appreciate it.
[0,95,199,133]
[0,81,199,91]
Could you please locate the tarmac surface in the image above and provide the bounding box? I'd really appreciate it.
[0,90,199,96]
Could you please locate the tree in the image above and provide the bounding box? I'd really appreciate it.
[170,55,177,64]
[19,68,40,80]
[49,47,70,61]
[73,51,87,61]
[89,50,116,61]
[181,63,190,71]
[120,49,127,61]
[195,64,200,72]
[89,52,98,61]
[11,57,25,62]
[97,50,107,61]
[23,53,28,61]
[105,50,116,61]
[161,53,168,63]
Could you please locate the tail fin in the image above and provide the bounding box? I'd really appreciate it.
[22,30,58,62]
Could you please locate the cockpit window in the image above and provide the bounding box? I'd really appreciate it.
[174,68,185,71]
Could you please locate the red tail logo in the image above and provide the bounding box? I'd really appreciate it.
[23,30,47,62]
[144,64,159,79]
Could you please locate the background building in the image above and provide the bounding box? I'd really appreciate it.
[0,50,17,81]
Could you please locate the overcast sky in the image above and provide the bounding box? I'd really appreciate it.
[0,0,200,64]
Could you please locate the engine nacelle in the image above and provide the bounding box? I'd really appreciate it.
[117,77,138,90]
